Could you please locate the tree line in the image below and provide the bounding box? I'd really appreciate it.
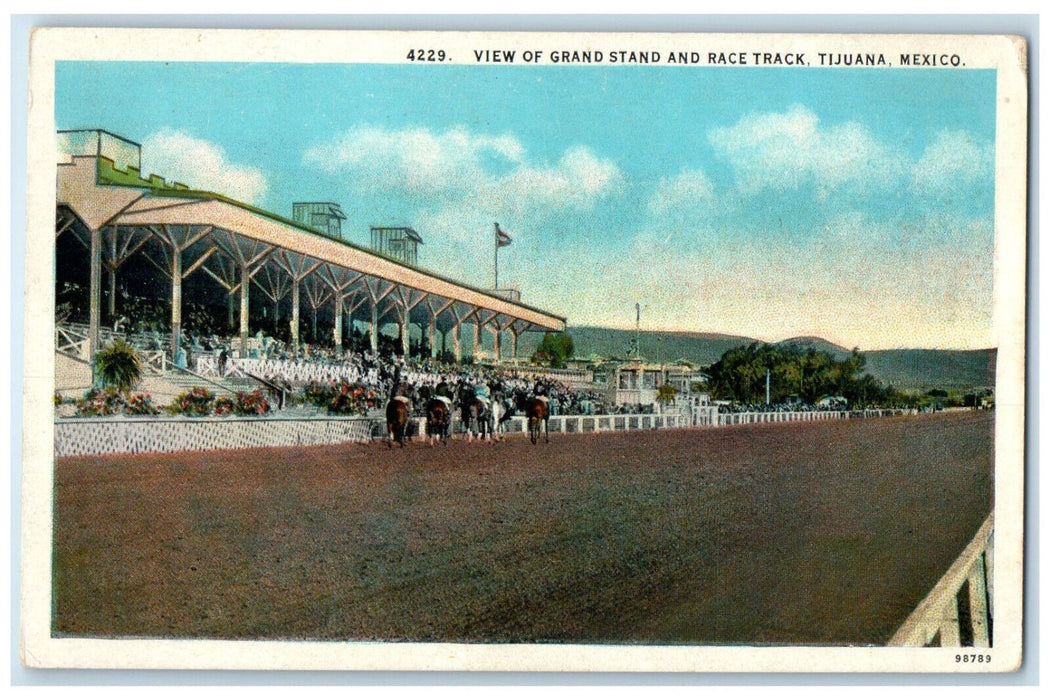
[705,343,893,407]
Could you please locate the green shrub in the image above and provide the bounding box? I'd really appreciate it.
[124,393,159,415]
[93,339,142,394]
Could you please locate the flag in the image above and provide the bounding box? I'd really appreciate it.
[495,222,513,247]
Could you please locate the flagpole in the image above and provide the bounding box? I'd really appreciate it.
[494,222,499,289]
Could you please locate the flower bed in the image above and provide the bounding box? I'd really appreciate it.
[170,387,271,417]
[74,388,159,417]
[302,381,379,416]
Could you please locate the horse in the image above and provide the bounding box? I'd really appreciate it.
[489,394,505,441]
[425,396,452,446]
[458,384,493,443]
[496,395,517,436]
[526,396,550,444]
[464,395,495,443]
[385,396,412,448]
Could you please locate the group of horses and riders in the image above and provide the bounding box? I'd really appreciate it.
[385,370,552,448]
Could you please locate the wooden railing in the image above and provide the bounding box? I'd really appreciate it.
[889,515,993,647]
[140,350,169,375]
[55,324,90,361]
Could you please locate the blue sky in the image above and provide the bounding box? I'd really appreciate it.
[56,61,997,350]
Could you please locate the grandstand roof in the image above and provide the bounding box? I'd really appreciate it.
[57,153,567,334]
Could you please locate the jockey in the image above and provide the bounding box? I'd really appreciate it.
[389,365,402,402]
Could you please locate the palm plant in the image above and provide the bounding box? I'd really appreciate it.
[93,338,142,394]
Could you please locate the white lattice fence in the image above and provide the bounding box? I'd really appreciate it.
[56,409,697,457]
[55,416,378,458]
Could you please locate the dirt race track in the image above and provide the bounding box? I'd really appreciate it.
[53,410,993,644]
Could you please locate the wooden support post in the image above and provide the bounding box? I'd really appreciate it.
[88,226,101,362]
[968,554,991,648]
[239,264,250,355]
[428,314,437,359]
[939,599,962,646]
[290,281,300,358]
[453,323,462,361]
[400,307,410,357]
[472,321,479,359]
[171,245,182,356]
[494,328,502,362]
[107,228,117,319]
[370,301,379,354]
[333,293,343,349]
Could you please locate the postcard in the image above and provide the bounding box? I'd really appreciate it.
[22,28,1027,672]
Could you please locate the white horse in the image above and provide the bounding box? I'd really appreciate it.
[490,396,504,441]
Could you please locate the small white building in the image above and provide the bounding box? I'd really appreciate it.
[602,362,704,408]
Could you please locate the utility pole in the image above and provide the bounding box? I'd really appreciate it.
[634,302,641,359]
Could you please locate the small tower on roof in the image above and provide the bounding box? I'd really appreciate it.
[370,226,423,265]
[292,202,347,238]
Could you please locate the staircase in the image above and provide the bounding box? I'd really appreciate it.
[165,367,251,398]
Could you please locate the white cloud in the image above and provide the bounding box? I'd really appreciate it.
[707,105,906,199]
[647,169,716,216]
[303,125,525,196]
[497,146,623,214]
[303,126,623,287]
[911,129,995,197]
[140,129,268,205]
[304,125,621,208]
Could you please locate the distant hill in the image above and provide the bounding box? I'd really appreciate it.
[515,326,997,391]
[775,336,853,359]
[863,348,997,392]
[541,326,759,366]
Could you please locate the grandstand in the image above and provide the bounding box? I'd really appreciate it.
[55,129,567,399]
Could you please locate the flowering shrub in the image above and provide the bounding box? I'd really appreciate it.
[232,389,270,416]
[329,383,379,415]
[303,381,338,408]
[124,393,159,416]
[75,387,124,416]
[168,387,215,416]
[213,396,235,416]
[302,381,377,415]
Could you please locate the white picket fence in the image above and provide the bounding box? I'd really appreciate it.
[496,412,689,435]
[688,407,909,427]
[889,515,994,647]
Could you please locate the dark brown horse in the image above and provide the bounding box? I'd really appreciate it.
[385,396,412,448]
[526,396,550,444]
[425,396,452,446]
